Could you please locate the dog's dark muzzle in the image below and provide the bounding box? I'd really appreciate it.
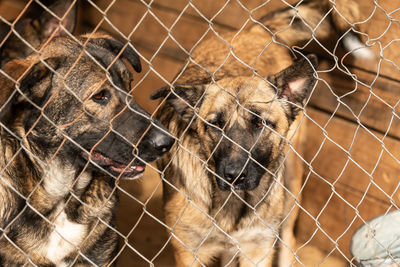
[215,158,262,191]
[136,123,175,163]
[81,102,174,178]
[82,125,173,179]
[112,101,175,162]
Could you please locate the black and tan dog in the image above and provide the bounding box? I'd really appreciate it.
[0,34,174,266]
[152,0,370,266]
[0,3,174,267]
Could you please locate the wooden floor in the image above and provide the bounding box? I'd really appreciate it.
[114,167,348,267]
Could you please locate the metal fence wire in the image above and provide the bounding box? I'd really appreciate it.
[0,0,399,266]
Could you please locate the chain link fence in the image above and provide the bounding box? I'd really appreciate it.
[0,0,399,266]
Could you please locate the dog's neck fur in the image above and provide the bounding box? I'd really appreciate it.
[0,127,116,265]
[0,129,92,204]
[40,160,92,199]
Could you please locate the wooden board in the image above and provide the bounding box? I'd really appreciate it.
[5,0,400,82]
[131,49,185,113]
[150,0,400,80]
[296,173,396,260]
[115,167,176,267]
[296,107,400,258]
[350,1,400,80]
[81,0,229,60]
[310,60,400,140]
[304,107,400,206]
[150,0,298,29]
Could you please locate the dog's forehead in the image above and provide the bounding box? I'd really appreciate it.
[237,78,277,103]
[61,63,108,93]
[38,42,127,96]
[203,77,277,111]
[38,37,135,97]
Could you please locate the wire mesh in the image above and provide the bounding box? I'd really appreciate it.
[0,0,399,266]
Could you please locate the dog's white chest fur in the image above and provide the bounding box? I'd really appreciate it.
[42,160,91,198]
[39,160,90,264]
[45,209,87,265]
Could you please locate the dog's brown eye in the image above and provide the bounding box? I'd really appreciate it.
[91,90,111,104]
[252,117,263,128]
[252,117,276,129]
[259,119,276,129]
[207,113,224,130]
[208,119,224,129]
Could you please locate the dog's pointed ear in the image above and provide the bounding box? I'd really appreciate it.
[36,0,77,40]
[268,54,318,119]
[151,84,206,122]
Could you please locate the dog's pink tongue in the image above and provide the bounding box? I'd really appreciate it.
[110,164,146,174]
[135,165,145,172]
[89,151,146,174]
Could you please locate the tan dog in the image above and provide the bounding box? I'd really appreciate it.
[152,0,368,266]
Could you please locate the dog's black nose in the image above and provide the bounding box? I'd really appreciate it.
[152,132,174,153]
[224,165,247,184]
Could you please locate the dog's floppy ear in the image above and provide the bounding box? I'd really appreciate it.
[268,54,318,119]
[84,37,141,90]
[36,0,77,40]
[85,37,141,73]
[151,84,206,122]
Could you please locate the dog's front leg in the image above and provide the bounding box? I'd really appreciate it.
[171,237,220,267]
[65,176,118,266]
[174,250,205,267]
[278,118,307,267]
[67,175,116,223]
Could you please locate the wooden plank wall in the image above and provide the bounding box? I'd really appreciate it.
[1,0,399,262]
